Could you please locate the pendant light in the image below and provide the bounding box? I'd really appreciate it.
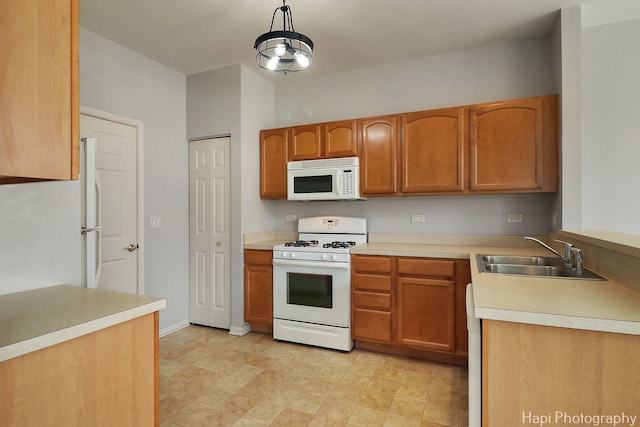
[254,0,314,73]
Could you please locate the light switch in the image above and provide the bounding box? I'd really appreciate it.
[507,213,524,223]
[150,215,162,228]
[411,214,425,223]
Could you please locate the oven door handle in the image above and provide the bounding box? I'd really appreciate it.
[272,258,350,270]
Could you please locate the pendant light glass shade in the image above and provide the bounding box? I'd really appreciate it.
[254,1,313,73]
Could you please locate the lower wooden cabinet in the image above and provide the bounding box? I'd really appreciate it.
[483,320,640,426]
[244,249,273,325]
[352,254,470,360]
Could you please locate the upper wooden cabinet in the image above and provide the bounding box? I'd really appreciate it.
[0,0,79,184]
[401,107,468,194]
[259,94,559,199]
[289,120,358,161]
[260,128,289,199]
[470,95,558,192]
[359,115,399,195]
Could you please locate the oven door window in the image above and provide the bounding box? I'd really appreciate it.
[293,175,333,194]
[287,272,332,308]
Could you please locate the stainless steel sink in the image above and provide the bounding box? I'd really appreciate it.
[476,254,606,280]
[479,255,553,266]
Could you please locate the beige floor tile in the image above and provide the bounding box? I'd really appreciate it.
[348,405,387,427]
[159,396,189,420]
[315,397,357,423]
[287,390,327,415]
[193,388,231,410]
[166,402,214,426]
[271,407,315,426]
[358,390,395,412]
[242,401,286,425]
[160,326,467,427]
[395,381,429,401]
[366,377,400,394]
[304,378,337,397]
[384,412,422,427]
[423,402,459,427]
[389,397,426,420]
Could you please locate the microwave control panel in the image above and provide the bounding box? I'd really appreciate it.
[339,169,355,196]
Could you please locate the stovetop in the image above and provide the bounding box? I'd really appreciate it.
[272,216,367,262]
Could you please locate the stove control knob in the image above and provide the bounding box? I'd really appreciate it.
[282,252,289,258]
[291,253,296,258]
[331,254,337,261]
[321,254,329,261]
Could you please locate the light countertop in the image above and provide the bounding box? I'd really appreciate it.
[352,242,640,336]
[0,285,166,362]
[243,236,640,336]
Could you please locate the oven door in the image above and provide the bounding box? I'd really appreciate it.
[273,258,350,327]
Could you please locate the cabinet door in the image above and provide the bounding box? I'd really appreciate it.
[244,264,273,324]
[401,107,467,193]
[324,120,358,158]
[470,97,544,191]
[290,124,322,161]
[352,308,392,343]
[396,276,455,351]
[359,115,399,195]
[0,0,79,183]
[260,128,289,199]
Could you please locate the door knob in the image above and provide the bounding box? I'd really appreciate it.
[126,244,138,252]
[216,242,221,247]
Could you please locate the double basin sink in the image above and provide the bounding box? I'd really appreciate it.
[476,254,606,280]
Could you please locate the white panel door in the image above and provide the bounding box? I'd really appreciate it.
[81,115,139,294]
[189,137,231,328]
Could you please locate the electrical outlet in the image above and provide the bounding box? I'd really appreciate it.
[410,214,425,223]
[506,213,524,223]
[285,214,297,222]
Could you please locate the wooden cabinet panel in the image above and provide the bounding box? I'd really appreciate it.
[483,320,640,427]
[353,273,392,292]
[0,0,79,183]
[470,96,558,192]
[290,124,322,160]
[359,115,398,195]
[260,128,289,199]
[401,107,467,193]
[396,258,455,278]
[352,255,392,274]
[353,308,392,343]
[324,120,358,158]
[0,313,157,425]
[353,291,392,310]
[397,277,455,351]
[244,250,273,324]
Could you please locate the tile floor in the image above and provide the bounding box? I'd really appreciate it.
[160,325,469,427]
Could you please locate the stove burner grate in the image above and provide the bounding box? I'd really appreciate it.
[284,240,319,247]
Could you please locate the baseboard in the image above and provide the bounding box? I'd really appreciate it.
[228,322,251,336]
[159,319,190,337]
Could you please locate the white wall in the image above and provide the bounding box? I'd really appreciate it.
[581,18,640,234]
[0,181,81,295]
[272,37,558,236]
[275,37,553,126]
[80,28,188,330]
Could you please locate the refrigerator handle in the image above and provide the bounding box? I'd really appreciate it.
[95,172,103,287]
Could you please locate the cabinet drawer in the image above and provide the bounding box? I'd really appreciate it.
[352,273,392,292]
[352,255,392,274]
[353,291,392,310]
[244,249,273,266]
[396,258,455,278]
[352,308,392,343]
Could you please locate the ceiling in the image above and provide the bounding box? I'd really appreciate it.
[79,0,621,83]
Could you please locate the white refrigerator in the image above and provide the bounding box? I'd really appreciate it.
[80,137,101,288]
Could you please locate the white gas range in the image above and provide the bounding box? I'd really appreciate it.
[272,216,367,351]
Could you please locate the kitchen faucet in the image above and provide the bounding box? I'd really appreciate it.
[524,236,584,274]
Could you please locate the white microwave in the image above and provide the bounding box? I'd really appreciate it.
[287,157,364,201]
